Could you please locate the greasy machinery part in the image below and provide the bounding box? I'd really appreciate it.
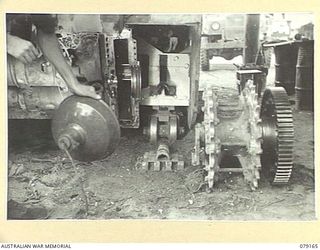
[187,23,203,129]
[192,88,221,190]
[7,55,67,89]
[7,32,110,120]
[139,109,183,171]
[8,86,72,119]
[114,38,141,128]
[52,96,120,162]
[192,81,263,190]
[149,116,159,144]
[8,15,200,163]
[236,69,265,97]
[132,23,201,130]
[200,88,221,189]
[129,63,142,100]
[242,82,262,189]
[7,55,72,119]
[260,87,294,184]
[120,62,142,118]
[243,14,260,64]
[200,48,210,71]
[139,143,184,171]
[131,22,201,171]
[147,108,178,145]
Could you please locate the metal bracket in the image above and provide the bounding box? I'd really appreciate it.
[138,143,184,171]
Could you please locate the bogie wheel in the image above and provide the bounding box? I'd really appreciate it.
[260,87,294,185]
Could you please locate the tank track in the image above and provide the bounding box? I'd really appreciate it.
[261,87,294,184]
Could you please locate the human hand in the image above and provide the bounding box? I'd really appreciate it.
[7,34,40,64]
[70,84,101,100]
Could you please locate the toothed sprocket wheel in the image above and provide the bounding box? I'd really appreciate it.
[260,87,294,184]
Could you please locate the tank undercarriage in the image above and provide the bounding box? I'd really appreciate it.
[7,14,295,193]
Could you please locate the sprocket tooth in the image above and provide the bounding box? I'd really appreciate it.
[260,87,294,185]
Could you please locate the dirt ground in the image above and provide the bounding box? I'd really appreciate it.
[7,65,315,221]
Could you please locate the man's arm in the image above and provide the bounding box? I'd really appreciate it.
[7,33,39,64]
[36,30,101,99]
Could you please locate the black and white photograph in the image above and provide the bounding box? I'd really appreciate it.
[6,13,315,220]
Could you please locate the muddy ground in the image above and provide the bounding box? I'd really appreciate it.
[7,66,315,221]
